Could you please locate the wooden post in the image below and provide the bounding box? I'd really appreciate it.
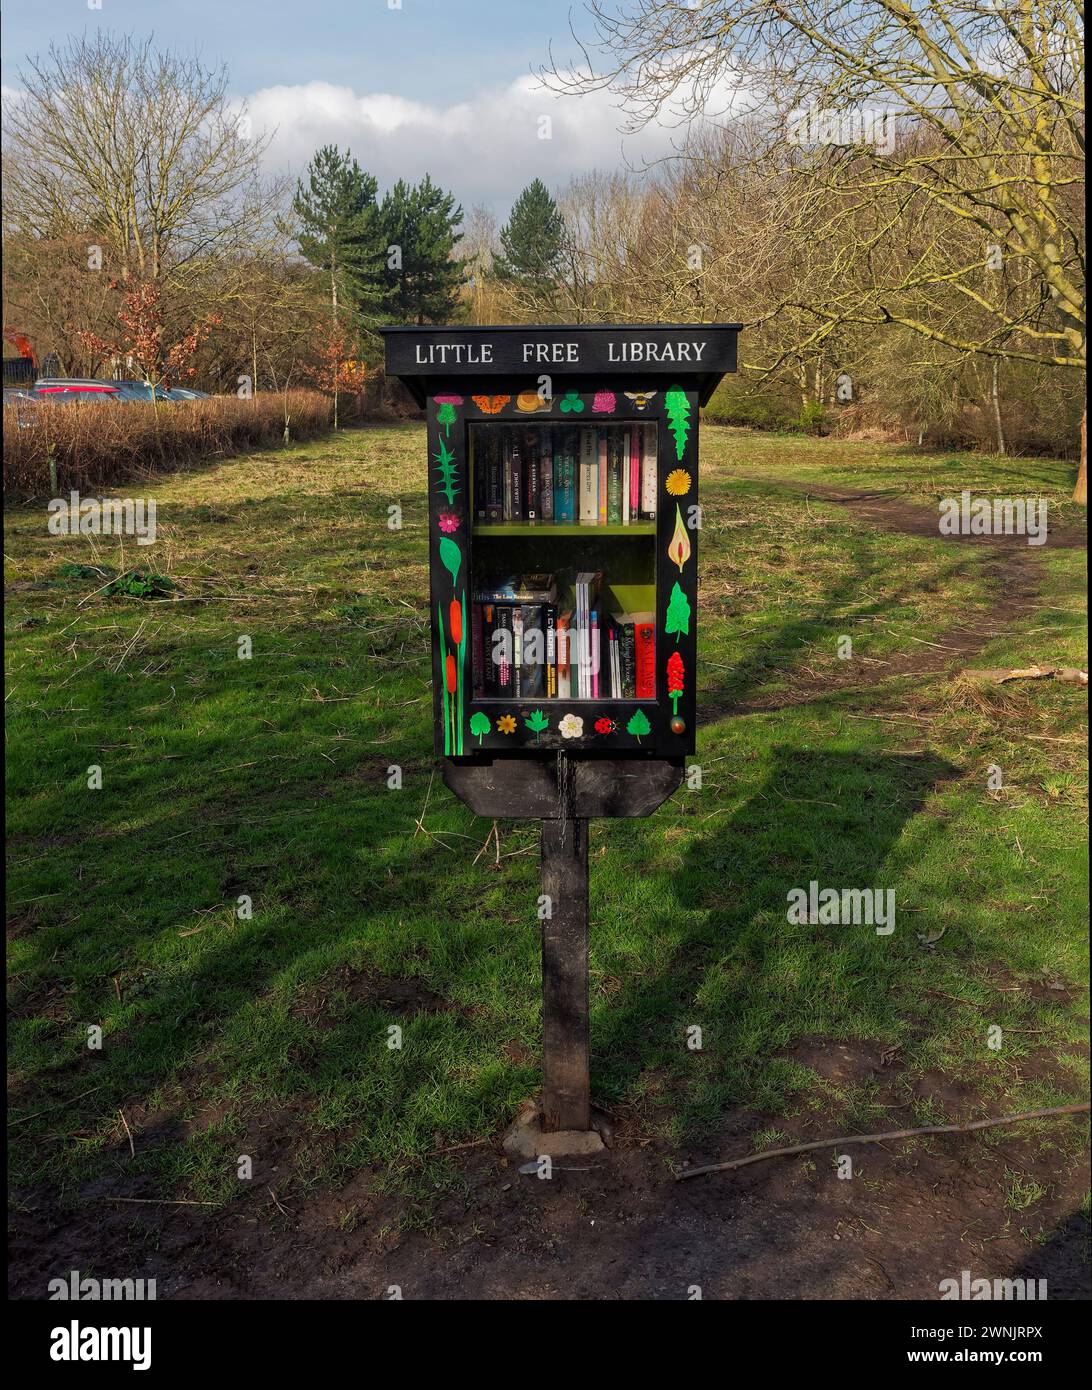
[539,816,591,1132]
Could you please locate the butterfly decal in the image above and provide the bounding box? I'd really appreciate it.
[624,390,658,410]
[471,394,511,414]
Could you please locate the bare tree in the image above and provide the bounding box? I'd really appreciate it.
[2,32,279,289]
[547,1,1086,496]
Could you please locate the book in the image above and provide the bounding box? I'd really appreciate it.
[634,615,655,698]
[578,429,597,524]
[472,602,484,696]
[598,430,608,526]
[539,430,553,521]
[525,432,540,522]
[474,438,486,521]
[520,603,544,697]
[607,431,623,524]
[640,422,657,519]
[495,605,515,695]
[544,605,557,699]
[475,573,557,604]
[486,437,503,521]
[621,431,631,525]
[510,435,524,522]
[630,425,640,521]
[557,611,572,698]
[590,608,600,699]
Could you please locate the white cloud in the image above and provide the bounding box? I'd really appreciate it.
[242,74,686,212]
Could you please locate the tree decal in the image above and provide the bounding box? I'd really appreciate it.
[665,582,690,643]
[665,387,691,461]
[667,651,685,715]
[434,437,458,503]
[626,708,652,743]
[524,709,549,741]
[469,712,490,744]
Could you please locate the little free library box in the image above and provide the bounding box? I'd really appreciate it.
[383,323,741,1140]
[382,324,740,766]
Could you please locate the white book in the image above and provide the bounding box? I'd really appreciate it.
[622,433,631,525]
[640,421,657,518]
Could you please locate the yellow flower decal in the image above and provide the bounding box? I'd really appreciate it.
[496,714,517,734]
[666,469,692,497]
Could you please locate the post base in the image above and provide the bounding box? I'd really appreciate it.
[502,1100,613,1161]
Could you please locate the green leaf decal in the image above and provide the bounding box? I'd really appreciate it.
[525,709,549,740]
[626,708,652,743]
[665,581,690,643]
[665,387,691,462]
[469,711,491,745]
[434,438,458,503]
[439,536,462,589]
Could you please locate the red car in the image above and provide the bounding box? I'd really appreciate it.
[32,378,121,401]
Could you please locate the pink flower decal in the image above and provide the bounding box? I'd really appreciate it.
[434,394,464,404]
[592,391,616,414]
[437,512,461,534]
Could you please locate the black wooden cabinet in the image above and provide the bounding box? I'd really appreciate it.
[382,324,740,762]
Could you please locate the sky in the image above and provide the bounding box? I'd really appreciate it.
[1,0,688,217]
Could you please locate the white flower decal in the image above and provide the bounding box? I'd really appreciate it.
[558,713,584,739]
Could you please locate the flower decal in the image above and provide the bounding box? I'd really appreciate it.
[559,391,584,414]
[592,390,616,414]
[594,716,617,735]
[666,469,692,497]
[434,395,463,438]
[496,714,517,734]
[437,511,461,534]
[558,713,584,739]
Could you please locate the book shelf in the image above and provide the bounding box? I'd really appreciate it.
[469,418,658,709]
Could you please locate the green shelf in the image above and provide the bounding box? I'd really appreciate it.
[476,523,655,536]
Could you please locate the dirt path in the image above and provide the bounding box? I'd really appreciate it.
[712,481,1083,716]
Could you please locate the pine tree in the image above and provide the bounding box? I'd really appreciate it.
[380,175,466,324]
[293,146,386,326]
[494,179,566,292]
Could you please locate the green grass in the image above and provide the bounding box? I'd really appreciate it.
[6,423,1088,1217]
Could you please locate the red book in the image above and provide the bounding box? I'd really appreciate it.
[635,621,656,699]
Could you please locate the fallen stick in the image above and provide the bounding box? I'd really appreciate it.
[961,665,1088,686]
[675,1102,1090,1181]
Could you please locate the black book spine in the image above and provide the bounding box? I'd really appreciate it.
[521,603,544,698]
[496,605,514,695]
[487,439,503,521]
[510,444,524,522]
[526,437,540,522]
[544,605,557,699]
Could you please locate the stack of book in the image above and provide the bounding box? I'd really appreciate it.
[471,571,655,700]
[473,425,657,526]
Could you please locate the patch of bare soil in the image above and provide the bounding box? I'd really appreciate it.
[9,1046,1089,1300]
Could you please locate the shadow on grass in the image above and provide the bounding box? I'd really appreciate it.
[592,745,960,1131]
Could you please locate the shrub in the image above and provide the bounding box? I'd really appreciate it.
[4,390,333,497]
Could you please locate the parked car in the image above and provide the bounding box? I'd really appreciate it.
[32,379,122,402]
[111,379,173,403]
[164,387,210,400]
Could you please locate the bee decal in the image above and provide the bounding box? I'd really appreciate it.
[623,390,658,411]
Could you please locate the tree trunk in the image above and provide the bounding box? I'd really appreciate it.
[991,358,1005,455]
[1074,406,1087,505]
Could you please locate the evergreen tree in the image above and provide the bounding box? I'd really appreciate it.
[380,175,466,324]
[494,179,566,292]
[293,145,386,325]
